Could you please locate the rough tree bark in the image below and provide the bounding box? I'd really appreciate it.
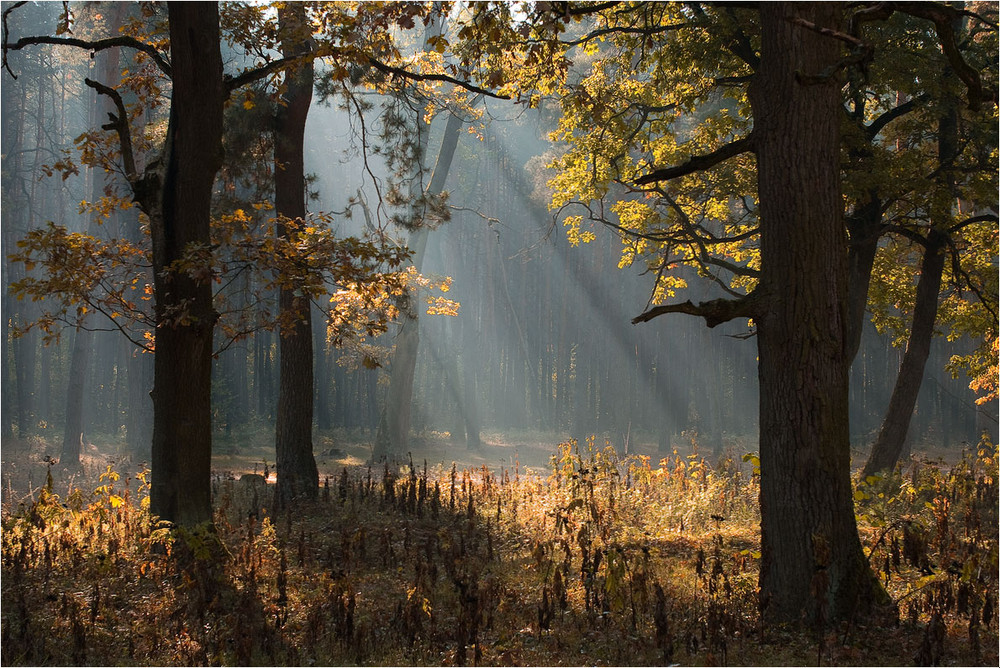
[751,2,878,625]
[148,1,224,526]
[273,2,319,505]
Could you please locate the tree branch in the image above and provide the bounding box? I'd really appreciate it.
[561,21,688,46]
[1,1,27,77]
[790,16,866,48]
[364,56,509,100]
[949,212,998,234]
[945,237,999,324]
[894,1,984,110]
[225,53,307,93]
[632,292,757,328]
[84,78,138,181]
[3,34,171,78]
[635,134,754,185]
[865,94,928,139]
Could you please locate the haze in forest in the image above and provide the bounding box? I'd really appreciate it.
[1,2,993,474]
[1,2,998,666]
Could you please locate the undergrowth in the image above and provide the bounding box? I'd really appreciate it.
[1,435,997,665]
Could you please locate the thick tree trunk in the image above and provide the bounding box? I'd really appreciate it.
[274,3,319,504]
[149,2,224,527]
[752,2,878,625]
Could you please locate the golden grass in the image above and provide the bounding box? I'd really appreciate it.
[1,435,996,665]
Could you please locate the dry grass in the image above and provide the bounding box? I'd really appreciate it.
[1,433,997,666]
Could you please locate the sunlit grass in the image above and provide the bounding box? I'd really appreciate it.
[1,435,996,665]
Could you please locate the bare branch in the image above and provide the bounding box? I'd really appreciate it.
[790,16,866,48]
[225,52,308,93]
[635,134,754,185]
[84,78,137,181]
[632,293,757,328]
[365,56,509,100]
[1,1,27,77]
[561,21,688,47]
[945,237,999,323]
[865,94,928,139]
[3,34,171,77]
[949,212,999,234]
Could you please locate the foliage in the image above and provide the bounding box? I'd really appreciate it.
[3,437,996,665]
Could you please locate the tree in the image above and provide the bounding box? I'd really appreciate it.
[456,0,995,624]
[747,2,875,624]
[438,0,971,625]
[4,0,444,524]
[374,105,468,460]
[273,2,319,505]
[146,1,226,526]
[855,6,998,474]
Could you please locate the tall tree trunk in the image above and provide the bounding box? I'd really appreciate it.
[313,304,332,431]
[752,2,878,625]
[845,195,882,363]
[126,347,153,462]
[373,108,465,460]
[459,314,482,450]
[59,329,91,466]
[149,1,224,527]
[862,94,958,476]
[274,3,319,504]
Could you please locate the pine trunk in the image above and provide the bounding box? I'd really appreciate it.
[273,3,318,504]
[59,328,91,466]
[374,108,465,460]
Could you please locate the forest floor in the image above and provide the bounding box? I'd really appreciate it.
[1,430,997,666]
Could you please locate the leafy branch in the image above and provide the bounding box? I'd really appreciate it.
[634,135,755,185]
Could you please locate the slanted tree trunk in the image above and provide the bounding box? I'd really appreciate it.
[374,107,466,460]
[273,2,319,505]
[752,2,878,625]
[148,2,224,526]
[862,231,948,477]
[862,93,958,477]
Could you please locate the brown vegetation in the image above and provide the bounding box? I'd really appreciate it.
[2,435,997,666]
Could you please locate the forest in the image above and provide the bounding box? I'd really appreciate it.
[0,1,997,665]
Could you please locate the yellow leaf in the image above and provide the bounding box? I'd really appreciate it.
[243,99,255,110]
